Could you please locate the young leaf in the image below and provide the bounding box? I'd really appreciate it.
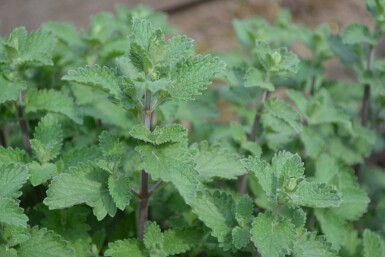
[130,124,187,145]
[29,162,57,186]
[363,229,385,257]
[293,231,338,257]
[169,55,225,100]
[161,35,194,66]
[18,227,75,257]
[30,115,63,164]
[235,195,254,227]
[108,173,132,210]
[190,141,246,182]
[105,239,147,257]
[62,65,122,98]
[24,89,83,124]
[232,226,250,250]
[251,212,295,257]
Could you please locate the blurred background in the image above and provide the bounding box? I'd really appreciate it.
[0,0,372,52]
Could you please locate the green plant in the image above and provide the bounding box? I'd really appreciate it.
[0,2,385,257]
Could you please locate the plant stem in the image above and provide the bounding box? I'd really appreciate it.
[0,125,7,147]
[239,90,269,195]
[16,94,31,153]
[361,46,375,127]
[137,90,153,240]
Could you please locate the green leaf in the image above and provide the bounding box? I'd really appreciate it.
[244,67,274,91]
[0,246,18,257]
[162,35,194,66]
[293,231,338,257]
[300,127,325,159]
[315,154,338,184]
[342,23,379,45]
[189,190,236,250]
[0,147,28,165]
[105,239,148,257]
[363,229,385,257]
[42,22,83,47]
[287,181,341,208]
[232,226,250,249]
[98,131,124,171]
[30,115,63,163]
[29,162,57,186]
[18,227,75,257]
[4,27,55,66]
[130,124,187,145]
[190,141,246,182]
[315,209,347,250]
[235,195,254,227]
[0,163,29,198]
[44,164,117,220]
[251,212,295,257]
[144,222,199,257]
[0,197,28,227]
[62,65,122,99]
[108,173,132,210]
[1,225,30,246]
[263,98,302,133]
[24,89,82,124]
[169,55,225,100]
[0,76,26,104]
[136,142,199,201]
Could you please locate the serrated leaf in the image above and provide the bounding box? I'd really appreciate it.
[18,227,75,257]
[99,131,124,159]
[235,195,254,227]
[0,246,18,257]
[363,229,385,257]
[62,65,121,98]
[342,23,378,45]
[162,35,194,66]
[189,190,236,250]
[169,55,225,100]
[293,231,338,257]
[190,141,246,182]
[232,226,251,249]
[0,76,26,104]
[144,222,200,257]
[4,27,55,66]
[0,147,28,165]
[287,181,341,208]
[0,163,29,198]
[263,98,302,133]
[1,225,30,246]
[300,127,325,159]
[279,207,306,228]
[136,142,199,201]
[244,67,274,91]
[130,124,187,145]
[315,209,346,250]
[60,145,101,170]
[42,22,83,47]
[24,89,82,124]
[30,115,63,163]
[29,162,57,186]
[108,173,131,210]
[315,154,338,184]
[44,165,117,220]
[105,239,148,257]
[0,197,28,227]
[251,212,295,257]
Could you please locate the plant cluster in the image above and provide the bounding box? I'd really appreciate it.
[0,1,385,257]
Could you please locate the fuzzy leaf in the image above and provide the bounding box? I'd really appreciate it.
[162,35,194,66]
[300,127,325,159]
[169,55,225,100]
[363,229,385,257]
[0,197,28,227]
[62,65,121,98]
[44,165,116,220]
[232,226,251,249]
[42,22,83,47]
[244,67,274,91]
[251,212,295,257]
[315,209,346,250]
[105,239,148,257]
[24,89,82,124]
[293,231,338,257]
[130,124,187,145]
[136,142,199,201]
[30,115,63,163]
[29,162,57,186]
[235,195,254,227]
[0,76,26,104]
[342,23,378,45]
[18,227,75,257]
[0,163,29,198]
[287,181,341,208]
[0,147,28,165]
[190,141,246,182]
[108,173,131,210]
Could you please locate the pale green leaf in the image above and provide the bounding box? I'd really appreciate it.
[18,227,75,257]
[363,229,385,257]
[108,173,131,210]
[30,115,63,163]
[235,195,254,227]
[190,141,246,182]
[342,23,378,45]
[251,212,295,257]
[169,55,225,100]
[0,197,28,227]
[162,35,194,66]
[315,154,338,184]
[1,225,30,246]
[130,124,187,145]
[29,162,57,186]
[42,22,83,47]
[105,239,148,257]
[244,67,274,91]
[300,127,325,159]
[0,76,26,104]
[0,147,28,165]
[0,246,18,257]
[232,226,251,249]
[287,181,341,208]
[24,89,82,124]
[0,163,29,198]
[315,209,347,250]
[62,65,121,98]
[136,142,199,201]
[99,131,124,158]
[293,231,338,257]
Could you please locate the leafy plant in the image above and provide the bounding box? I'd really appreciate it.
[0,2,385,257]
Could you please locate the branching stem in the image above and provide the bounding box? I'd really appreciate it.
[16,94,31,153]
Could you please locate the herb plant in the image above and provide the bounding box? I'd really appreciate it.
[0,2,385,257]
